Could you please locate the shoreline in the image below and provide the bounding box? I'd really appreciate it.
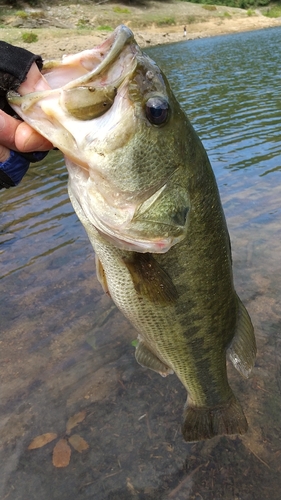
[134,15,281,49]
[1,9,281,58]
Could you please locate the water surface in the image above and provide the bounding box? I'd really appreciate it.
[1,27,281,499]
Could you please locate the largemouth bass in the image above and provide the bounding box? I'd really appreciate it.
[8,26,256,442]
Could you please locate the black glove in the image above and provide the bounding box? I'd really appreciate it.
[0,41,48,189]
[0,41,43,116]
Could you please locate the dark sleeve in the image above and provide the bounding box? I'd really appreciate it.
[0,41,43,116]
[0,42,48,190]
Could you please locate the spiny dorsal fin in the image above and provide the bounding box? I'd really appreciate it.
[228,294,256,379]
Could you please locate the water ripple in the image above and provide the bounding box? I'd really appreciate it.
[0,151,76,278]
[147,27,281,179]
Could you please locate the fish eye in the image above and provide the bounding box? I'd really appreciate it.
[145,96,169,126]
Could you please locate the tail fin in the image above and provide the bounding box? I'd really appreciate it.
[182,396,248,442]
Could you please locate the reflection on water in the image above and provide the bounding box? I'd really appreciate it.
[1,28,281,499]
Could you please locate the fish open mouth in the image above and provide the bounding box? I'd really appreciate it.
[60,25,136,88]
[8,25,138,126]
[8,25,189,254]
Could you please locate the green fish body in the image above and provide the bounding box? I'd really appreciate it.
[9,26,256,442]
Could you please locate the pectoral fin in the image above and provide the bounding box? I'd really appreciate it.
[95,255,110,296]
[228,295,256,378]
[122,253,178,305]
[135,340,174,377]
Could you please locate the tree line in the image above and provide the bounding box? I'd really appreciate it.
[187,0,272,9]
[4,0,275,11]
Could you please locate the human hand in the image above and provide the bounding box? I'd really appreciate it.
[0,62,53,162]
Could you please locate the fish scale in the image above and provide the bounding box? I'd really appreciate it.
[8,25,256,442]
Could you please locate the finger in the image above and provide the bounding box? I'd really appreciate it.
[19,62,50,94]
[0,111,53,152]
[0,63,53,153]
[0,110,19,150]
[14,64,53,151]
[0,144,10,163]
[15,121,53,152]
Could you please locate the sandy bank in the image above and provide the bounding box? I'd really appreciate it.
[1,2,280,58]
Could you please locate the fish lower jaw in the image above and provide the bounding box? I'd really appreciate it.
[69,187,176,252]
[95,226,176,253]
[87,208,185,252]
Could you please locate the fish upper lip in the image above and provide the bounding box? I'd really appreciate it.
[8,25,137,109]
[65,25,136,89]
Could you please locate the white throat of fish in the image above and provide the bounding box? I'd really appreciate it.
[67,159,186,253]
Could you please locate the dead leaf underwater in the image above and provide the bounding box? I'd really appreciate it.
[52,439,72,468]
[66,410,87,435]
[28,433,58,450]
[27,410,89,467]
[68,434,89,453]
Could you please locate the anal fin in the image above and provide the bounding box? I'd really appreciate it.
[228,295,256,378]
[135,340,173,378]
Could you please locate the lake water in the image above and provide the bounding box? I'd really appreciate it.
[1,27,281,499]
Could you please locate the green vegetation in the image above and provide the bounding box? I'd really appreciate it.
[8,0,43,5]
[97,25,113,32]
[186,15,197,24]
[265,5,281,17]
[21,32,38,43]
[113,6,131,14]
[1,0,275,7]
[16,8,44,20]
[16,10,28,19]
[76,18,90,29]
[1,0,275,13]
[29,9,45,18]
[202,4,217,10]
[180,0,271,8]
[156,17,176,26]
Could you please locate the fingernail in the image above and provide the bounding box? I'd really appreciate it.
[0,112,6,131]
